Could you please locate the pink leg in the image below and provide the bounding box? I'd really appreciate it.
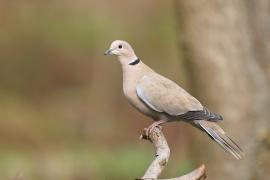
[146,119,168,136]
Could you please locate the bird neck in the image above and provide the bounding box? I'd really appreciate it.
[128,58,140,65]
[118,54,140,66]
[119,56,143,77]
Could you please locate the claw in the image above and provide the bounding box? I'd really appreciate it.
[145,119,168,137]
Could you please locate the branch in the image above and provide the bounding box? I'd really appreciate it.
[136,127,206,180]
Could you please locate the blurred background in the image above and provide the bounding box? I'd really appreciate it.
[0,0,270,180]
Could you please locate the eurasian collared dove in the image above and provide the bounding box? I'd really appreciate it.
[104,40,243,159]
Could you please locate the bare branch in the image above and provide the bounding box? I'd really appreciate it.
[137,127,206,180]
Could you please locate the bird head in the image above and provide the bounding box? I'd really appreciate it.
[104,40,137,61]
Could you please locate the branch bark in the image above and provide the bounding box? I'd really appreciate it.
[137,127,206,180]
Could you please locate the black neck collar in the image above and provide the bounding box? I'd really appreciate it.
[128,58,140,66]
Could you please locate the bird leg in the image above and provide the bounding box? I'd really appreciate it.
[145,119,168,137]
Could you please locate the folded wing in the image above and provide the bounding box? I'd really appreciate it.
[136,75,203,116]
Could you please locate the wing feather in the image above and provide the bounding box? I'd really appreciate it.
[136,75,203,116]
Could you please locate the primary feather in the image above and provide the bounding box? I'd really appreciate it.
[193,120,244,159]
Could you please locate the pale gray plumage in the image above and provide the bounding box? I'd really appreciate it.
[104,40,243,159]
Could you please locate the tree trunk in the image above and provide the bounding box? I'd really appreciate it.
[174,0,270,179]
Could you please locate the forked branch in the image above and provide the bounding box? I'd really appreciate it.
[136,127,206,180]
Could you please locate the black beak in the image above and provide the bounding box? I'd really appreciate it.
[104,49,112,55]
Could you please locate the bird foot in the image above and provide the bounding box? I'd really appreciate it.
[145,124,162,137]
[144,120,167,137]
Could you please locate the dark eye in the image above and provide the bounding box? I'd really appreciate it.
[118,45,122,49]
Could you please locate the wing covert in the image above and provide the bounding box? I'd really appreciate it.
[136,75,203,116]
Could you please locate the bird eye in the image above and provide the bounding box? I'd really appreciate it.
[118,45,122,49]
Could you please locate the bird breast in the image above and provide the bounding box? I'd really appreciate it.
[122,69,159,119]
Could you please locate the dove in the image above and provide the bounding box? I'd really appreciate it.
[104,40,243,159]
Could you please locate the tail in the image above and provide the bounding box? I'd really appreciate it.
[193,120,244,160]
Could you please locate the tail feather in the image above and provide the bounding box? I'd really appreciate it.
[193,120,244,160]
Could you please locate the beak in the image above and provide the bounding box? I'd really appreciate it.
[104,48,115,55]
